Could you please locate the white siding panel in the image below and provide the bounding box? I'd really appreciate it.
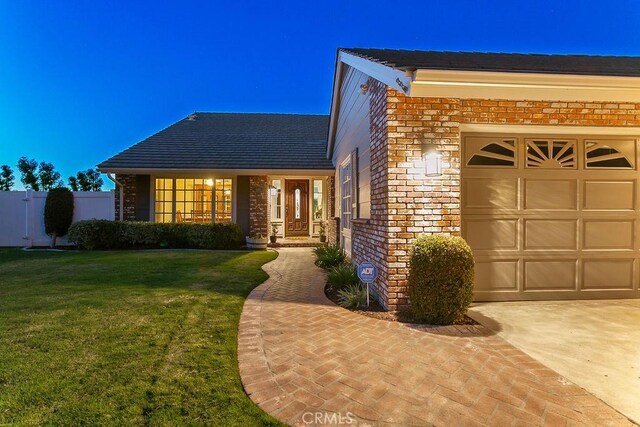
[332,65,372,224]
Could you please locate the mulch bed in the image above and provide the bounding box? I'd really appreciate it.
[325,285,478,325]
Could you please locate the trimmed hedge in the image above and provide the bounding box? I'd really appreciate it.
[44,188,74,243]
[68,220,245,250]
[408,235,475,325]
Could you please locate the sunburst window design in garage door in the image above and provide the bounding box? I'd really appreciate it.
[585,141,633,168]
[526,139,576,168]
[467,139,516,166]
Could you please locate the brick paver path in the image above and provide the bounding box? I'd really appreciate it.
[238,248,632,426]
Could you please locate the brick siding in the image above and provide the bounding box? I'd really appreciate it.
[249,176,269,236]
[114,174,137,221]
[357,82,640,311]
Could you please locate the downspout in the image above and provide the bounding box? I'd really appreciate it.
[107,173,124,221]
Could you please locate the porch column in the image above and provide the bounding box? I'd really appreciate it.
[326,175,339,245]
[249,176,269,236]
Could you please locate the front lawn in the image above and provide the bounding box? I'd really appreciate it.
[0,248,281,426]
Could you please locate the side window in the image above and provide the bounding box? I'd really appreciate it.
[340,157,352,230]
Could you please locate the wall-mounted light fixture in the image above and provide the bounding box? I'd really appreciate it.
[422,143,442,177]
[206,178,214,186]
[268,186,278,197]
[360,83,369,94]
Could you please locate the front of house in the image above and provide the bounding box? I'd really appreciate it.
[99,48,640,311]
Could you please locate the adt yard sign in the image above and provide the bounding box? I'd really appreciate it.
[357,262,378,306]
[357,262,378,283]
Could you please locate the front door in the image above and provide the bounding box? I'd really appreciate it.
[285,180,309,236]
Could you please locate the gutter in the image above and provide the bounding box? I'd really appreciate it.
[106,173,124,221]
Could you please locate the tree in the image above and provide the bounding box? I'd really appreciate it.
[17,157,39,190]
[68,168,103,191]
[44,187,74,247]
[17,157,64,191]
[0,165,14,190]
[38,161,63,190]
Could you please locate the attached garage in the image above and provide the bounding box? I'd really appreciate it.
[462,133,640,301]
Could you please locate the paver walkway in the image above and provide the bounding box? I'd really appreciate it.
[238,248,632,426]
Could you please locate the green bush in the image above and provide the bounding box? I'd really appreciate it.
[326,264,359,292]
[408,235,475,325]
[44,188,74,246]
[337,284,367,308]
[313,244,346,269]
[68,220,245,250]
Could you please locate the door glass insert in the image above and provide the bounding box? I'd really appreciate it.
[295,188,301,219]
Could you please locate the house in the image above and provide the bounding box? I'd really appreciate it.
[99,48,640,311]
[97,113,335,240]
[328,48,640,310]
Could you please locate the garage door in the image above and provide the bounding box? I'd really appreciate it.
[462,133,640,301]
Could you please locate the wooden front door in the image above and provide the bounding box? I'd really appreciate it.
[285,180,309,236]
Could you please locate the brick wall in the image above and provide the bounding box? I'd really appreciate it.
[349,78,392,308]
[325,176,340,245]
[249,176,268,236]
[366,85,640,311]
[114,174,137,221]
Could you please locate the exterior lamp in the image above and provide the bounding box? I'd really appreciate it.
[206,179,214,186]
[268,186,278,197]
[422,143,442,177]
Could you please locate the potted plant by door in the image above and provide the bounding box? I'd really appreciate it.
[246,233,268,250]
[270,222,279,244]
[319,220,327,243]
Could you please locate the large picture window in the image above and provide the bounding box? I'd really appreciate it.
[155,178,232,223]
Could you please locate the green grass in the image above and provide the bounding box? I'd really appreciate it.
[0,248,282,426]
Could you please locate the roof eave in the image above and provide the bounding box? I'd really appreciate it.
[410,69,640,102]
[327,50,415,159]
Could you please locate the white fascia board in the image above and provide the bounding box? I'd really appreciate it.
[339,51,412,95]
[97,168,335,176]
[327,51,413,158]
[410,69,640,102]
[327,56,344,159]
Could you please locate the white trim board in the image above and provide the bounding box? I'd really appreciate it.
[460,124,640,135]
[411,70,640,102]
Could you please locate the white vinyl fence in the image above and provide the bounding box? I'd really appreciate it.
[0,190,115,247]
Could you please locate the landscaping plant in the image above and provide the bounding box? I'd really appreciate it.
[336,284,368,308]
[312,244,346,269]
[326,263,359,292]
[68,220,245,250]
[44,187,74,247]
[408,235,475,325]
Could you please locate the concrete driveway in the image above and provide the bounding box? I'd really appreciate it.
[468,299,640,424]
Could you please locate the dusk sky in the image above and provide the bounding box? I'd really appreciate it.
[1,1,639,189]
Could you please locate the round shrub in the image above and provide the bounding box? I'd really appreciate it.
[44,188,74,246]
[408,235,475,325]
[326,264,359,292]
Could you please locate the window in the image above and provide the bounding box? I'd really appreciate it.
[270,179,282,220]
[526,140,576,169]
[154,178,232,223]
[585,141,633,169]
[340,159,352,230]
[313,179,323,220]
[155,178,173,223]
[214,179,233,223]
[467,139,516,167]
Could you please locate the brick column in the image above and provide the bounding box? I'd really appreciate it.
[249,176,268,236]
[115,174,137,221]
[325,175,340,245]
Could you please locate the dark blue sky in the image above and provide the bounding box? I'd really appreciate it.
[1,0,639,189]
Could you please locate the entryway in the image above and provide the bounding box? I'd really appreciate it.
[284,179,309,236]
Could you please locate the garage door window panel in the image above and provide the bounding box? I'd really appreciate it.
[526,139,576,169]
[466,137,517,167]
[585,140,634,169]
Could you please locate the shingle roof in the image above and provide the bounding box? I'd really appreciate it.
[341,48,640,77]
[98,113,333,171]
